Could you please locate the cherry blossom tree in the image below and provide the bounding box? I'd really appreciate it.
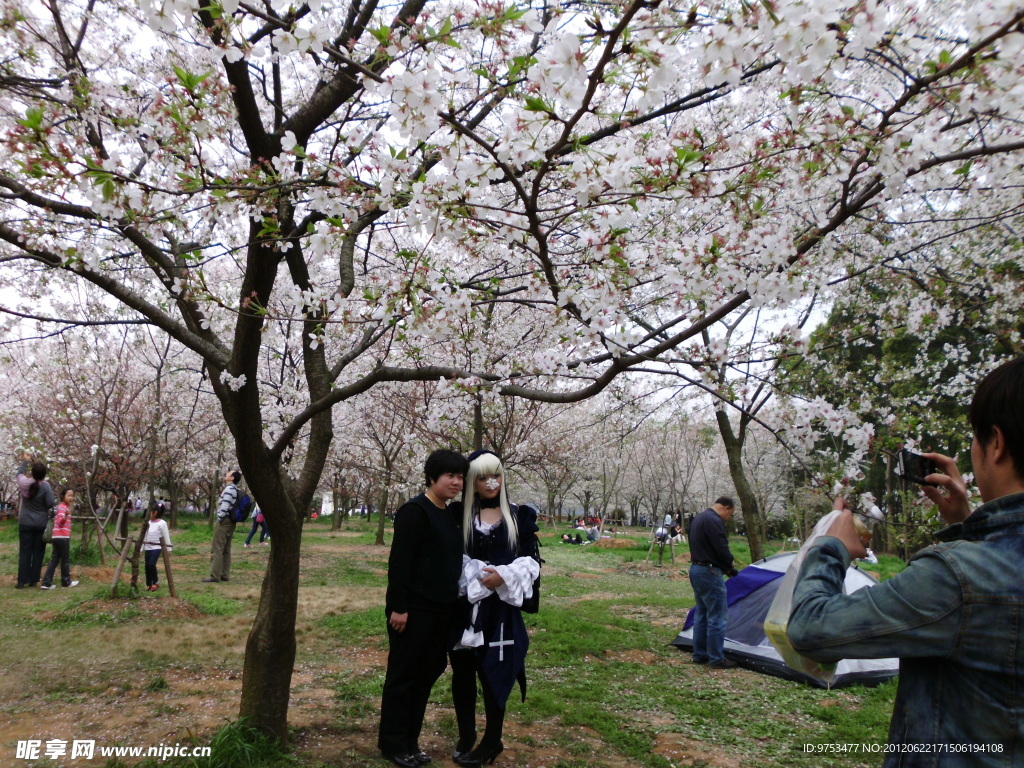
[2,0,1024,740]
[778,232,1024,552]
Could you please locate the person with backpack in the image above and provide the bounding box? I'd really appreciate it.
[449,450,540,767]
[204,470,242,583]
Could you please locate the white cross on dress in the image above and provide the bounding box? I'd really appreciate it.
[489,622,515,661]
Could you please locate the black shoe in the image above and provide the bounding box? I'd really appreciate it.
[710,659,738,669]
[381,752,419,768]
[454,742,503,767]
[452,741,475,764]
[691,656,709,665]
[202,578,217,583]
[220,577,229,582]
[412,748,431,765]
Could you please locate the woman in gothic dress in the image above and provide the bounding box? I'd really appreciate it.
[450,450,540,767]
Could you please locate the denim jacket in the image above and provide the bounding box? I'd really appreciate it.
[788,492,1024,767]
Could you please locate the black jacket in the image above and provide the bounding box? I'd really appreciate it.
[688,507,734,570]
[385,493,462,615]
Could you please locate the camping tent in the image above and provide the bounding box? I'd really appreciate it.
[671,552,899,688]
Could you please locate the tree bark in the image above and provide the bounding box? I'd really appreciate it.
[375,463,393,546]
[331,485,344,531]
[238,498,301,742]
[233,429,326,742]
[714,408,766,563]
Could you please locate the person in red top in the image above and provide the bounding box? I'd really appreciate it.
[40,488,79,589]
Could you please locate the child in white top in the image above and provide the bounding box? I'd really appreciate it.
[143,506,172,592]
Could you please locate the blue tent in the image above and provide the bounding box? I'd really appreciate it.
[671,552,898,688]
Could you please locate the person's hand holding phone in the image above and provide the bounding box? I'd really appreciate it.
[920,452,973,524]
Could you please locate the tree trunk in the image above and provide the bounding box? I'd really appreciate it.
[331,486,344,531]
[375,464,392,546]
[715,409,766,563]
[239,506,301,742]
[234,439,326,742]
[473,396,483,450]
[169,484,180,529]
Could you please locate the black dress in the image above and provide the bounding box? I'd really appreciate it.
[450,504,539,753]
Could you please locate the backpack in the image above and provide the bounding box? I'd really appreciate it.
[231,493,253,523]
[515,504,543,614]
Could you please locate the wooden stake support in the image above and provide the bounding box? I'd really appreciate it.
[644,526,675,565]
[108,524,177,598]
[110,534,134,597]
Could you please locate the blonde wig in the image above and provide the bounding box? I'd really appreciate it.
[463,451,519,551]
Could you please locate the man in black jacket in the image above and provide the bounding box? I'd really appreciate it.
[378,449,469,768]
[688,497,738,669]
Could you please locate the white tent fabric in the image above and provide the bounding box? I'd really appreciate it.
[671,552,899,688]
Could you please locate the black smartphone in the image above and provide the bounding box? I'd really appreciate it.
[896,448,939,487]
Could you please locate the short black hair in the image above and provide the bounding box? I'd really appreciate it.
[715,496,735,509]
[230,470,242,484]
[423,449,469,487]
[970,357,1024,481]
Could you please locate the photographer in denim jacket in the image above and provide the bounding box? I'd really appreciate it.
[788,357,1024,766]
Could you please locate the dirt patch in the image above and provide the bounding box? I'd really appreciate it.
[654,732,744,768]
[617,561,692,580]
[607,648,661,664]
[297,586,385,624]
[339,647,388,672]
[36,597,205,623]
[593,538,638,549]
[79,565,120,583]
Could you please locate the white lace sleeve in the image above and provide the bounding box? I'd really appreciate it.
[494,556,541,607]
[460,555,494,603]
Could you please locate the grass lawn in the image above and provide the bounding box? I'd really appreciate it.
[0,516,900,767]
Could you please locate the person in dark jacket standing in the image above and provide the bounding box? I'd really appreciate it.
[378,449,469,768]
[688,496,738,669]
[16,458,55,589]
